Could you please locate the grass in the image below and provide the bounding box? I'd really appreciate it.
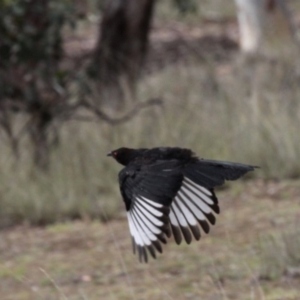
[258,227,300,281]
[1,48,300,226]
[1,0,300,226]
[1,3,300,299]
[156,0,236,23]
[0,181,300,299]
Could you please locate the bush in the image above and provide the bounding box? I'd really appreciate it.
[0,0,75,169]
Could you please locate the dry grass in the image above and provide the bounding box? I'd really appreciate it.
[1,2,300,299]
[1,54,300,299]
[0,180,300,300]
[1,50,300,226]
[1,0,300,226]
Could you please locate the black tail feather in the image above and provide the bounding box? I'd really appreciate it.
[184,159,258,188]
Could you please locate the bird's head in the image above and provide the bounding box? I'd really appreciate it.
[107,147,135,166]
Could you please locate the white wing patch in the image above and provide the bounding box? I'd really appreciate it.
[127,196,169,262]
[126,178,219,261]
[169,177,219,244]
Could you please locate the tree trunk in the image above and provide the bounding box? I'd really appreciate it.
[235,0,265,54]
[235,0,299,54]
[90,0,156,110]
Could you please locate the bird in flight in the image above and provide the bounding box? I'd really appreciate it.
[108,147,257,262]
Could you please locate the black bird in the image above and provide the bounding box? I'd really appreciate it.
[108,147,257,262]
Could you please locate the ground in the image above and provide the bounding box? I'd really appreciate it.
[1,180,300,300]
[2,4,300,300]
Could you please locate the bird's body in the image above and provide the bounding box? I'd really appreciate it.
[108,147,257,262]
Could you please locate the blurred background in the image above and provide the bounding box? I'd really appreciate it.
[0,0,300,299]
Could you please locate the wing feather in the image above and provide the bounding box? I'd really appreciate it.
[169,176,219,242]
[118,152,256,262]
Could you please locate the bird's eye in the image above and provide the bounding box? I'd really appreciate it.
[113,151,118,156]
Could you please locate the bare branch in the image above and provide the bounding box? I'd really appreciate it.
[80,98,163,125]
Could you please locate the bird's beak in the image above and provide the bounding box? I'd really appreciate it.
[107,152,112,157]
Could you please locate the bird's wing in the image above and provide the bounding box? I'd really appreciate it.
[168,159,256,245]
[119,160,183,262]
[184,159,257,188]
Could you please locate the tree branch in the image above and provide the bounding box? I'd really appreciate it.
[80,97,163,125]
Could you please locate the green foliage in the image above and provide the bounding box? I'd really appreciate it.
[0,0,75,96]
[0,0,74,66]
[0,0,77,169]
[172,0,198,14]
